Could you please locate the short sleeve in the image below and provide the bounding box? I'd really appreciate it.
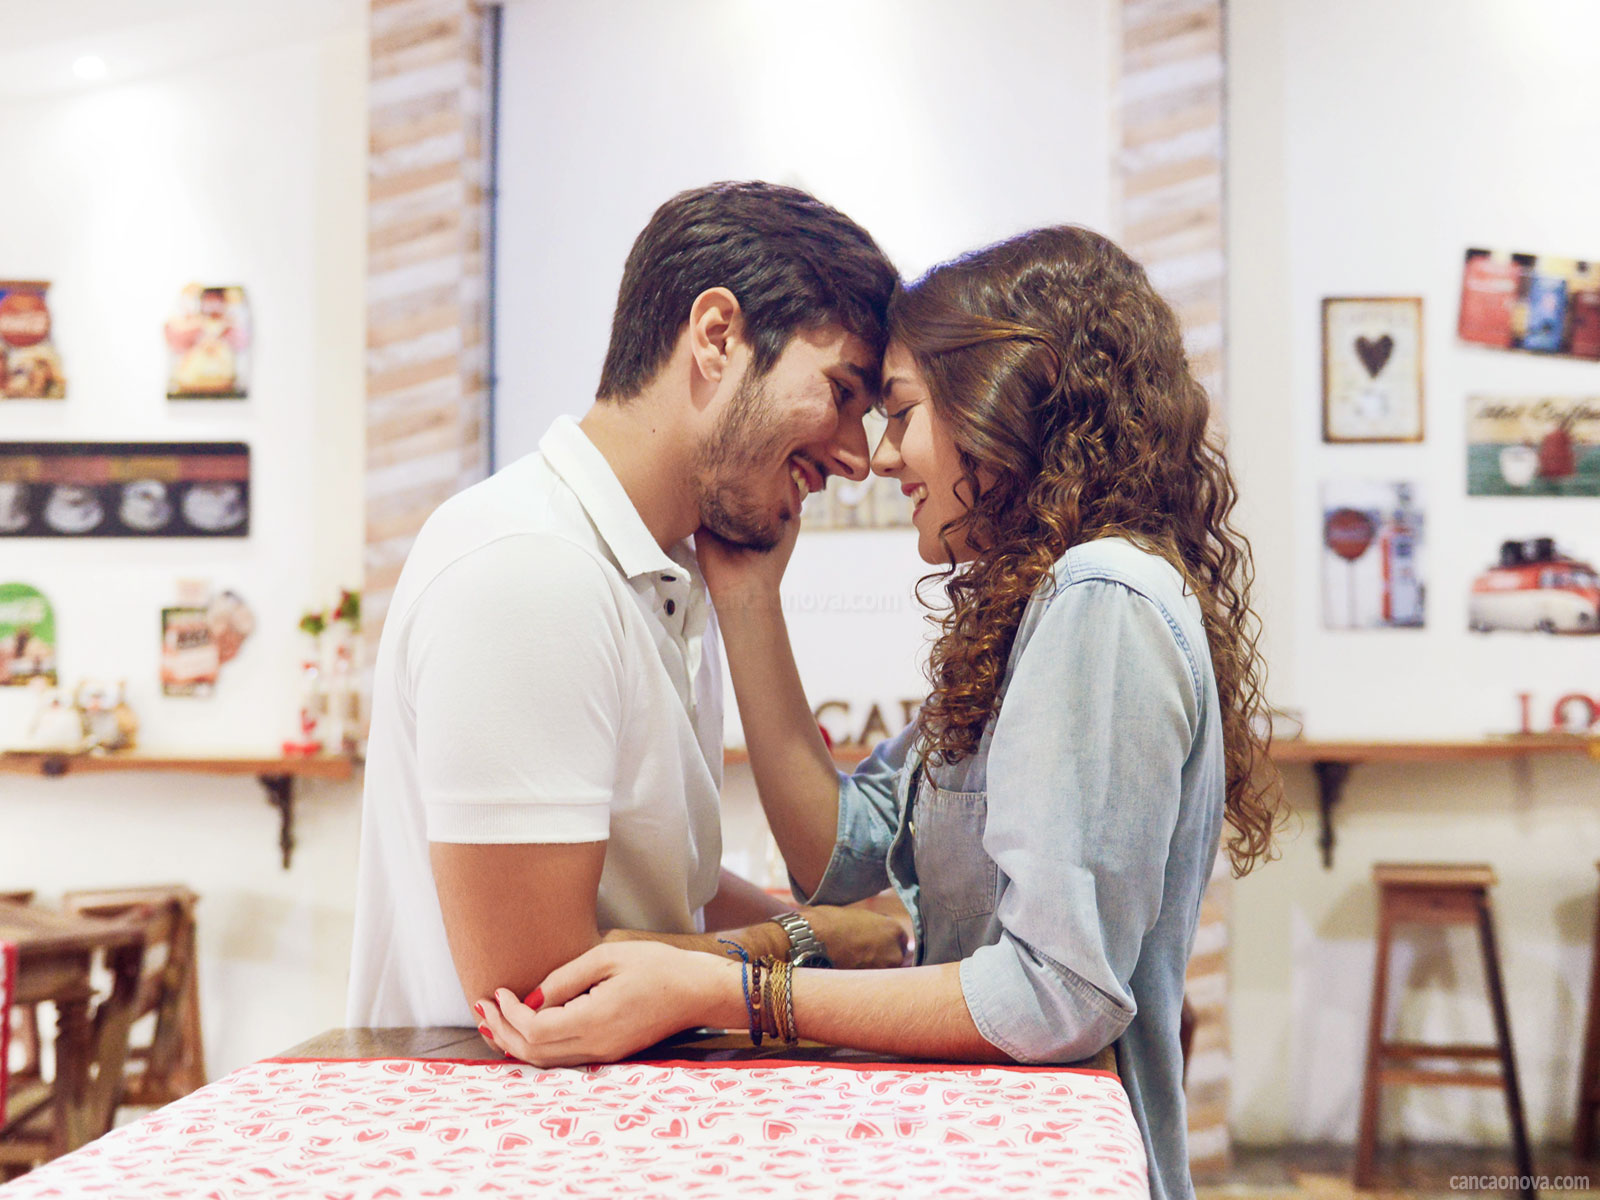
[797,723,917,906]
[405,534,627,844]
[959,577,1199,1062]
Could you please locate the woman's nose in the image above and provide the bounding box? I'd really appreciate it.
[870,431,900,477]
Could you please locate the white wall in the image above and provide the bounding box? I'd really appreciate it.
[494,0,1116,733]
[0,23,367,1075]
[1227,0,1600,1145]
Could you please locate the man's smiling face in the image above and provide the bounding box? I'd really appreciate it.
[694,324,878,549]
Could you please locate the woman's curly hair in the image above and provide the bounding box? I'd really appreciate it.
[892,226,1283,877]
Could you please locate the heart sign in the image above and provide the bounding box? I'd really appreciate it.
[1354,334,1393,378]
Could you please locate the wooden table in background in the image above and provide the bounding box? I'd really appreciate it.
[0,901,145,1166]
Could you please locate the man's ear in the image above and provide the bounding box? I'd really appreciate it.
[687,287,742,384]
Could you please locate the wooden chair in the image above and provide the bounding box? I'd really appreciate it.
[1354,864,1533,1196]
[0,904,145,1180]
[61,887,205,1107]
[1577,862,1600,1161]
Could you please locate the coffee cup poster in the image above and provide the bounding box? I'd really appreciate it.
[0,442,250,538]
[1467,397,1600,497]
[1321,480,1426,630]
[0,281,66,400]
[165,284,251,399]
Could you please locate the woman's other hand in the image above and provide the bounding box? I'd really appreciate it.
[801,904,913,969]
[477,941,739,1068]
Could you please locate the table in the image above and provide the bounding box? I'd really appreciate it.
[0,902,145,1164]
[0,1028,1144,1198]
[0,752,357,869]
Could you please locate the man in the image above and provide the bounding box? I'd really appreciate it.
[349,181,907,1027]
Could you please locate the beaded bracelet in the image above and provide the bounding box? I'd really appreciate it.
[749,957,766,1047]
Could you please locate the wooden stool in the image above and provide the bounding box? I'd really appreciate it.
[1355,864,1534,1194]
[61,887,205,1106]
[1577,862,1600,1161]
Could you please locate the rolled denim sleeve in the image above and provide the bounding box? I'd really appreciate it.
[793,723,917,906]
[959,578,1199,1063]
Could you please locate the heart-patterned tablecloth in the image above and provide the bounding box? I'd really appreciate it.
[0,1056,1147,1198]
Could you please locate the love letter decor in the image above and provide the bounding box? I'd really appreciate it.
[1322,297,1425,444]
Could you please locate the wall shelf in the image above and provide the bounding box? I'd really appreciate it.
[728,737,1600,870]
[1270,738,1600,868]
[0,752,358,870]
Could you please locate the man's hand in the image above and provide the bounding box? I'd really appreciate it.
[799,905,911,969]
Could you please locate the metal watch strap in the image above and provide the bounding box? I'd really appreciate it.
[769,911,833,969]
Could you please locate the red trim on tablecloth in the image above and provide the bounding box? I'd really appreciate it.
[258,1054,1119,1081]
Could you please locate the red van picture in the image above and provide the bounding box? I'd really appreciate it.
[1469,537,1600,634]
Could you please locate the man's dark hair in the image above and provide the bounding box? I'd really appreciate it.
[596,181,897,400]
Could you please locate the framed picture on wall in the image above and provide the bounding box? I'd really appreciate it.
[1458,248,1600,361]
[1322,297,1425,443]
[0,442,250,538]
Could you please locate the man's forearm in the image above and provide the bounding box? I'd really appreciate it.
[700,866,791,930]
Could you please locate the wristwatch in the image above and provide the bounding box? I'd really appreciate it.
[769,911,833,968]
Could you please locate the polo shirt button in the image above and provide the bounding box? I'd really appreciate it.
[665,600,676,616]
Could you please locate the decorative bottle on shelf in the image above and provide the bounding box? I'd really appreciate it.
[284,610,326,757]
[326,589,362,757]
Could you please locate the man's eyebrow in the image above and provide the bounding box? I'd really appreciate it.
[839,360,876,388]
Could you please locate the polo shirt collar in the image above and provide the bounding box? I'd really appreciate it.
[539,415,683,581]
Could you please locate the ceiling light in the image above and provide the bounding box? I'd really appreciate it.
[72,55,107,81]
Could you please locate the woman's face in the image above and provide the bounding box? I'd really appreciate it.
[872,342,976,564]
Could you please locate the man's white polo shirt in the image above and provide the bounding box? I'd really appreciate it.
[347,416,724,1027]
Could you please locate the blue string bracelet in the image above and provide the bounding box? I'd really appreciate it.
[717,938,753,1032]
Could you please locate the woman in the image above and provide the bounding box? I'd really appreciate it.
[477,226,1282,1200]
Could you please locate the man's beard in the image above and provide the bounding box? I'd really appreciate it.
[694,369,793,550]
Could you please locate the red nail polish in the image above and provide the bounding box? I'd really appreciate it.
[524,988,544,1010]
[477,1024,491,1038]
[472,1002,485,1019]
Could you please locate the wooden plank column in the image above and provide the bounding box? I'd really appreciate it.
[365,0,494,669]
[1114,0,1230,1175]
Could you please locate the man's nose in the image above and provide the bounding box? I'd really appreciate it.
[825,413,872,483]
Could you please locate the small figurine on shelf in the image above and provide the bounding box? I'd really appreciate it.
[24,682,86,752]
[283,610,327,757]
[74,678,138,752]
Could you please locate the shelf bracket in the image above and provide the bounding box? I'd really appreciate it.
[258,774,295,870]
[1312,761,1352,869]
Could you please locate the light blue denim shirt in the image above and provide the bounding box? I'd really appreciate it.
[800,537,1225,1200]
